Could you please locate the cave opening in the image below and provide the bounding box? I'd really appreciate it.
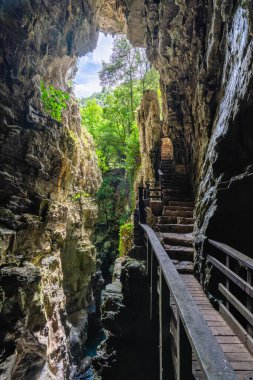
[70,30,162,371]
[1,2,253,380]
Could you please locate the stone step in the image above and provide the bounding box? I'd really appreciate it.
[161,232,193,247]
[163,188,185,194]
[162,174,187,179]
[164,205,194,212]
[172,260,194,274]
[162,181,189,187]
[163,197,194,204]
[163,193,190,199]
[168,201,194,207]
[163,209,193,218]
[163,189,190,195]
[165,245,194,261]
[156,224,194,233]
[158,216,194,224]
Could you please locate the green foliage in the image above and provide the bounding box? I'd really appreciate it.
[80,86,141,173]
[72,191,91,201]
[80,39,160,231]
[99,36,159,118]
[118,222,133,256]
[96,170,130,226]
[40,81,70,122]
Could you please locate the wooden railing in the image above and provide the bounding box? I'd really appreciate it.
[138,184,163,222]
[208,239,253,354]
[140,224,236,380]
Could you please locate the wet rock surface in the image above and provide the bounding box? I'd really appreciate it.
[0,2,102,377]
[94,256,159,380]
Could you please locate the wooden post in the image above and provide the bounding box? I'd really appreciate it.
[177,316,192,380]
[138,186,146,223]
[247,268,253,335]
[147,182,150,200]
[226,255,230,310]
[159,269,171,380]
[150,249,158,321]
[146,238,150,276]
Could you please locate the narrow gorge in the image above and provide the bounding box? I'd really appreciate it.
[0,1,253,379]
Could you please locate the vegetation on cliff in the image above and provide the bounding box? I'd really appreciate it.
[79,37,159,279]
[40,81,70,121]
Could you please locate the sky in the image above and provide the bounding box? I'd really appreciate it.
[74,33,114,99]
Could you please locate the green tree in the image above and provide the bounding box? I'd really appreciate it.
[99,36,155,123]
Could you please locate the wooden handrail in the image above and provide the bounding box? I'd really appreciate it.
[209,239,253,270]
[208,239,253,355]
[140,224,236,380]
[207,255,253,297]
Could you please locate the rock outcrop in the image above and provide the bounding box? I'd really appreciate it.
[0,97,101,378]
[94,255,159,380]
[137,90,162,186]
[122,0,253,288]
[0,2,102,378]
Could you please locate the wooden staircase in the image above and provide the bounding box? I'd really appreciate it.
[139,158,253,379]
[156,161,195,274]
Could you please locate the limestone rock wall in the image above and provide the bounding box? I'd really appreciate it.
[122,0,253,287]
[94,256,158,380]
[0,98,102,379]
[0,2,103,378]
[137,90,162,186]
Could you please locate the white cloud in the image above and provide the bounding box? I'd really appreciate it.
[74,33,114,98]
[92,33,114,64]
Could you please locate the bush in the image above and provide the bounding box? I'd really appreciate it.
[40,81,70,122]
[119,222,133,256]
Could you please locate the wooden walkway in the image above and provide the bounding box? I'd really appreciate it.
[139,159,253,379]
[182,275,253,380]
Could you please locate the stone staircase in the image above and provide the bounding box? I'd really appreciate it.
[155,162,195,274]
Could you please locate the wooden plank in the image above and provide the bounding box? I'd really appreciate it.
[140,223,236,379]
[225,352,253,361]
[207,321,227,327]
[207,255,253,297]
[236,371,253,380]
[216,336,242,344]
[219,283,253,327]
[209,240,253,270]
[220,303,253,355]
[210,326,236,336]
[203,314,225,321]
[220,343,249,353]
[231,362,253,371]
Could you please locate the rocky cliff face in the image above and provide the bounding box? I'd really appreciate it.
[0,98,102,378]
[122,0,253,287]
[94,255,159,380]
[137,90,162,186]
[0,2,103,378]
